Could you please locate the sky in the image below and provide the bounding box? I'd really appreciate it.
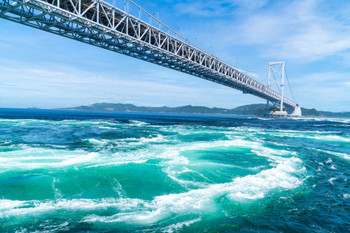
[0,0,350,111]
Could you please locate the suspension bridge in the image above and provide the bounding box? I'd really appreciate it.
[0,0,302,116]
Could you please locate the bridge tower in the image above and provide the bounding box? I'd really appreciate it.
[265,61,301,117]
[265,61,285,116]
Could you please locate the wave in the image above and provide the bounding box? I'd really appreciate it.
[309,148,350,161]
[295,117,350,123]
[0,155,305,226]
[0,147,100,171]
[0,117,319,231]
[263,131,350,143]
[160,217,201,233]
[0,130,306,194]
[129,120,149,126]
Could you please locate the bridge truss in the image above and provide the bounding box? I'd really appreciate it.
[0,0,299,110]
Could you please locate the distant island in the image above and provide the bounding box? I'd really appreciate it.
[62,103,350,118]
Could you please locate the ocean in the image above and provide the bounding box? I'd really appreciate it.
[0,108,349,232]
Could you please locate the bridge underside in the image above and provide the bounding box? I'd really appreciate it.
[0,0,299,111]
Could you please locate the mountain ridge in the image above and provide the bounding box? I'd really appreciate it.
[62,103,350,117]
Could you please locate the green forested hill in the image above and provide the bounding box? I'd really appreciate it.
[64,103,350,117]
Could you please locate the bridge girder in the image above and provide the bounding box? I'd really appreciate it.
[0,0,298,108]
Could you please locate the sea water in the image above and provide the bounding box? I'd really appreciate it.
[0,108,349,232]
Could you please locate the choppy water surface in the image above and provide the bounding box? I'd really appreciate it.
[0,109,349,232]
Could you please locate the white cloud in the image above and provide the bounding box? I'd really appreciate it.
[182,0,350,63]
[290,72,350,111]
[0,60,254,109]
[239,0,350,61]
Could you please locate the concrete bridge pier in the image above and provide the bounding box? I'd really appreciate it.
[287,105,302,117]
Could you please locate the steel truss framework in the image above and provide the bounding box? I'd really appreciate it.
[0,0,298,108]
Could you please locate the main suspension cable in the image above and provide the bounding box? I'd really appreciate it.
[284,67,296,102]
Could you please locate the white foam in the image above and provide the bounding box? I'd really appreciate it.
[0,151,305,224]
[163,165,209,189]
[86,156,304,224]
[0,135,169,171]
[0,199,25,211]
[0,126,283,176]
[255,127,350,143]
[311,148,350,161]
[0,198,142,218]
[146,134,302,190]
[328,178,337,185]
[52,178,63,199]
[161,217,201,233]
[311,135,350,142]
[139,134,168,143]
[111,178,126,197]
[86,160,148,168]
[86,138,110,145]
[325,158,333,164]
[257,117,274,121]
[0,147,100,171]
[227,157,304,201]
[343,194,350,199]
[85,134,169,149]
[297,117,350,124]
[0,121,311,226]
[129,120,148,126]
[324,118,350,124]
[182,138,260,151]
[97,126,116,130]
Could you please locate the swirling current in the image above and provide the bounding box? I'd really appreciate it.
[0,108,349,232]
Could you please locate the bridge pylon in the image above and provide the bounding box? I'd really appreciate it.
[265,61,302,117]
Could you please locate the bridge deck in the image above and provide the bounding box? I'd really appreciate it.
[0,0,298,108]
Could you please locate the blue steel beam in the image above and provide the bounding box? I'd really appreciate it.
[0,0,298,109]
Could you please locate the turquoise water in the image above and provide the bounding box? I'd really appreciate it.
[0,109,349,232]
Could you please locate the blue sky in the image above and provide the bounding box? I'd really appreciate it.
[0,0,350,111]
